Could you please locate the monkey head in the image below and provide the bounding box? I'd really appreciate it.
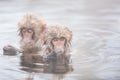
[18,13,46,42]
[45,24,72,54]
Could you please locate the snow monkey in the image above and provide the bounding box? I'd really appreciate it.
[18,13,46,68]
[43,24,73,74]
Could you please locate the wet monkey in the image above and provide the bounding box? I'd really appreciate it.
[43,24,73,74]
[18,13,46,68]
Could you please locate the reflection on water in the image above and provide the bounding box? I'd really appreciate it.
[23,73,34,80]
[23,73,66,80]
[0,0,120,80]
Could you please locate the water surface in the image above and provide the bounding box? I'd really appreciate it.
[0,0,120,80]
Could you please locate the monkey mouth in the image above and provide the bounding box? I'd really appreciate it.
[23,38,33,43]
[53,48,64,54]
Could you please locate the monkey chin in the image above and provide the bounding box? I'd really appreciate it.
[53,48,64,55]
[22,37,33,43]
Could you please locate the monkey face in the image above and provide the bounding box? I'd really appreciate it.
[51,37,66,49]
[20,28,35,42]
[49,37,67,55]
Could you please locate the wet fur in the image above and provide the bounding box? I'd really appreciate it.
[18,13,46,68]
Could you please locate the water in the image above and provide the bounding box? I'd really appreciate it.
[0,0,120,80]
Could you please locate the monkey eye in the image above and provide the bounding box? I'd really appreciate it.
[52,37,65,42]
[22,28,33,34]
[52,38,59,42]
[27,29,33,33]
[59,37,65,41]
[22,29,27,33]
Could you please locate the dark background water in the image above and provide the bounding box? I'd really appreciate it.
[0,0,120,80]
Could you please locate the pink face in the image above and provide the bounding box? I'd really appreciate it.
[21,28,34,41]
[51,37,66,49]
